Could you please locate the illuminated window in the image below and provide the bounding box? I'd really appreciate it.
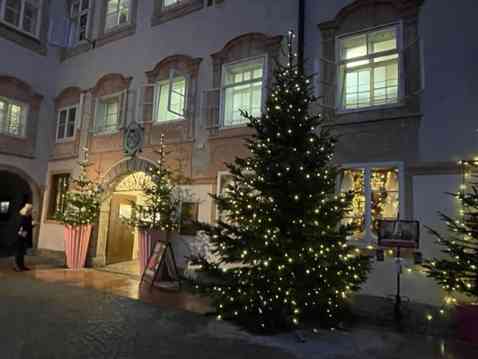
[0,96,27,137]
[105,0,130,31]
[222,57,265,127]
[154,76,186,123]
[0,201,10,214]
[0,0,43,37]
[340,167,400,240]
[56,106,77,141]
[95,94,122,134]
[338,26,400,110]
[48,174,70,219]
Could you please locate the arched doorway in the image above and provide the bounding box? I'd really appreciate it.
[89,157,156,275]
[0,170,33,255]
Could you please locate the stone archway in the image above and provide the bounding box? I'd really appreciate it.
[88,157,157,267]
[0,165,42,253]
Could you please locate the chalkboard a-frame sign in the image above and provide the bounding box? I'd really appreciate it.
[141,240,180,290]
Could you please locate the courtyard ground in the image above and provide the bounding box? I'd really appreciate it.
[0,255,477,359]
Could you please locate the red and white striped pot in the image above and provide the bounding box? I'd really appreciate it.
[64,225,93,270]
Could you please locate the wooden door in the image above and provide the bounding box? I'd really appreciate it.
[107,194,136,265]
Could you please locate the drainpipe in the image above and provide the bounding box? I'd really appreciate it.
[298,0,305,74]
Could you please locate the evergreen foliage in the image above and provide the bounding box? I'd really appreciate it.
[56,153,102,226]
[425,163,478,300]
[125,134,180,232]
[190,32,371,332]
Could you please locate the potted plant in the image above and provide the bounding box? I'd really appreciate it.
[56,154,102,270]
[123,134,181,275]
[424,163,478,343]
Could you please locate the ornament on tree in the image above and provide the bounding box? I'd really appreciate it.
[189,30,371,332]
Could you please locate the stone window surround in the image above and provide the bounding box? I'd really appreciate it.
[220,54,268,129]
[61,0,96,62]
[0,0,50,55]
[0,95,29,139]
[52,86,82,159]
[318,0,423,125]
[0,0,44,39]
[55,105,79,143]
[339,161,406,245]
[151,0,204,27]
[207,32,283,134]
[96,0,138,48]
[145,54,202,125]
[335,23,403,113]
[0,75,43,158]
[89,73,132,137]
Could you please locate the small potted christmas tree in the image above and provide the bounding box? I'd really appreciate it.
[56,152,102,269]
[124,134,180,275]
[425,161,478,343]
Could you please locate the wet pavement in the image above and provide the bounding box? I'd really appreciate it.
[1,255,477,359]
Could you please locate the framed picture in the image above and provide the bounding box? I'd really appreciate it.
[377,220,420,249]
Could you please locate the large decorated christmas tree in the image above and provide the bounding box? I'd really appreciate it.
[425,161,478,301]
[191,32,371,332]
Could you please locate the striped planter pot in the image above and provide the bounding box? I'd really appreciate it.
[64,225,93,270]
[138,230,164,275]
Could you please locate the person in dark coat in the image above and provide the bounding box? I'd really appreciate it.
[15,203,34,271]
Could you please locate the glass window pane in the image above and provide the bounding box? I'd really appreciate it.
[371,169,399,234]
[105,13,117,30]
[163,0,179,8]
[369,28,397,54]
[7,103,22,136]
[341,34,367,60]
[4,0,21,26]
[340,169,366,239]
[57,110,67,139]
[66,108,76,137]
[22,1,40,34]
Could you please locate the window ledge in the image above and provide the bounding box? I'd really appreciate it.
[151,0,204,27]
[336,102,404,115]
[0,22,46,55]
[60,42,92,62]
[153,118,188,126]
[96,23,136,48]
[55,138,76,144]
[93,130,121,137]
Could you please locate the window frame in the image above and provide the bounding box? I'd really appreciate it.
[47,173,71,220]
[70,0,92,45]
[0,96,28,138]
[220,55,268,129]
[153,74,188,124]
[215,170,233,221]
[338,161,405,244]
[0,0,43,39]
[104,0,132,33]
[336,23,404,113]
[94,91,123,135]
[56,105,78,143]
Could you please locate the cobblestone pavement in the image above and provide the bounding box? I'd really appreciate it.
[1,256,477,359]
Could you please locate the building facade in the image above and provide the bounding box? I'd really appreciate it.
[0,0,476,306]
